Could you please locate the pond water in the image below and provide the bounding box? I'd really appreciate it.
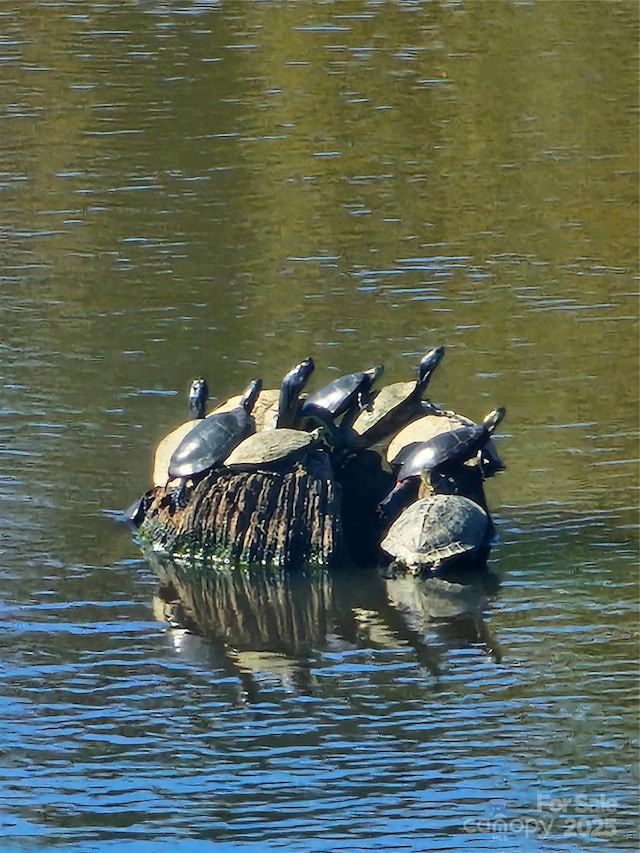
[0,2,638,851]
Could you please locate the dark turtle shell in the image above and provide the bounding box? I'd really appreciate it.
[387,409,505,478]
[381,494,490,573]
[168,378,262,479]
[299,364,384,421]
[394,407,505,482]
[352,346,445,446]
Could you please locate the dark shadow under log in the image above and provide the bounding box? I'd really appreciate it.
[138,451,347,569]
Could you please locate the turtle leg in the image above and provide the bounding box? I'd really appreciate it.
[377,477,419,526]
[168,480,190,512]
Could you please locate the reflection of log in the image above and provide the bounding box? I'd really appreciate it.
[146,551,502,697]
[152,555,335,653]
[138,451,345,568]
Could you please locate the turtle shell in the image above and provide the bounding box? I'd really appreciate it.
[393,423,486,482]
[351,381,417,444]
[388,410,505,476]
[153,420,200,486]
[300,364,383,421]
[387,411,475,464]
[381,494,489,573]
[168,379,261,479]
[224,428,315,469]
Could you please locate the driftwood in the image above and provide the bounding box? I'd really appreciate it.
[138,449,347,569]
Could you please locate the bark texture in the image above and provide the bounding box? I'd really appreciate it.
[138,451,346,569]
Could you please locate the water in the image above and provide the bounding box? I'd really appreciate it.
[1,2,638,851]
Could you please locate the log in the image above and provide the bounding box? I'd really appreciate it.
[137,450,346,569]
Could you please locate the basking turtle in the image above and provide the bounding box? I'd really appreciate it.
[211,357,315,431]
[299,364,384,424]
[152,377,209,487]
[224,427,322,471]
[379,407,505,521]
[351,346,445,447]
[387,409,505,478]
[168,378,262,483]
[381,494,491,575]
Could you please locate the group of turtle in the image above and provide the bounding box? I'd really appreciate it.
[130,346,507,576]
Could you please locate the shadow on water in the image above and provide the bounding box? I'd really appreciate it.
[145,549,501,702]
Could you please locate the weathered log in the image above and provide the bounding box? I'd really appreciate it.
[137,450,346,569]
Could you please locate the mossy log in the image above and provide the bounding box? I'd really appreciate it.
[138,452,345,569]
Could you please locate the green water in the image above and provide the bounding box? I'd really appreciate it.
[0,2,637,850]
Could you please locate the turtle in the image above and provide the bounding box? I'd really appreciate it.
[351,346,445,447]
[209,356,314,431]
[387,408,505,478]
[379,407,505,521]
[298,363,384,425]
[152,377,209,487]
[168,377,262,485]
[380,494,491,575]
[223,427,322,471]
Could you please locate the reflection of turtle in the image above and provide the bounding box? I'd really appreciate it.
[299,364,384,425]
[387,409,505,477]
[381,494,490,575]
[380,407,505,521]
[152,378,209,487]
[168,378,262,483]
[224,427,322,471]
[351,346,445,447]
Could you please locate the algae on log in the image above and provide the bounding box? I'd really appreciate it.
[138,460,344,569]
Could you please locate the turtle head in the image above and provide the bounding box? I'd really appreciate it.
[277,356,315,428]
[241,378,263,414]
[416,346,445,391]
[188,377,209,419]
[482,406,506,434]
[404,346,445,406]
[364,363,385,387]
[359,364,384,410]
